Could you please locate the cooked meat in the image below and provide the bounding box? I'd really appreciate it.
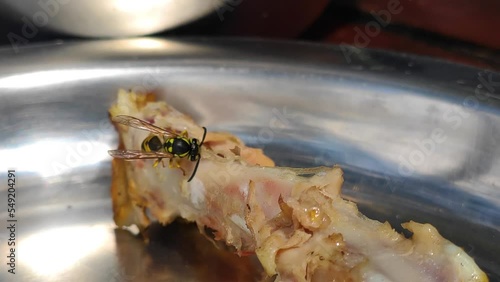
[109,89,488,282]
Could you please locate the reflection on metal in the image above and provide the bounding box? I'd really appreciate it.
[0,69,126,89]
[0,0,225,37]
[0,140,113,177]
[21,225,111,276]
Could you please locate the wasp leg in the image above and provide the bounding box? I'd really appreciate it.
[153,158,163,168]
[180,130,188,138]
[169,158,186,176]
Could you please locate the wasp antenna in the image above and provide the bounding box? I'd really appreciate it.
[200,127,207,145]
[187,156,201,182]
[187,127,206,182]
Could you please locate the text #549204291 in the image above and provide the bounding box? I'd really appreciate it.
[7,170,16,275]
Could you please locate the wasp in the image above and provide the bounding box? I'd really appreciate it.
[108,115,207,182]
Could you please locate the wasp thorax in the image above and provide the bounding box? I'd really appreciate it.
[166,137,192,158]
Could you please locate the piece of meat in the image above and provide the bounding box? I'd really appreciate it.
[109,89,488,282]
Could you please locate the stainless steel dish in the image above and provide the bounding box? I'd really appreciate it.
[0,38,499,281]
[0,0,223,38]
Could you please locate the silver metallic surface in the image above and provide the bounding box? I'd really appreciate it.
[0,38,499,281]
[0,0,223,37]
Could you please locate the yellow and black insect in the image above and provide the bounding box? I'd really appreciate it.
[108,115,207,182]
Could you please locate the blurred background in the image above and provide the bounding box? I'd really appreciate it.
[0,0,499,69]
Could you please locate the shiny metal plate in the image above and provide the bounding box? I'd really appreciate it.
[0,38,499,281]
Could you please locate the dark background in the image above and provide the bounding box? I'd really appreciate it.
[1,0,499,70]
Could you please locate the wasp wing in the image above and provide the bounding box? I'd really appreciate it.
[108,150,174,159]
[112,115,179,137]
